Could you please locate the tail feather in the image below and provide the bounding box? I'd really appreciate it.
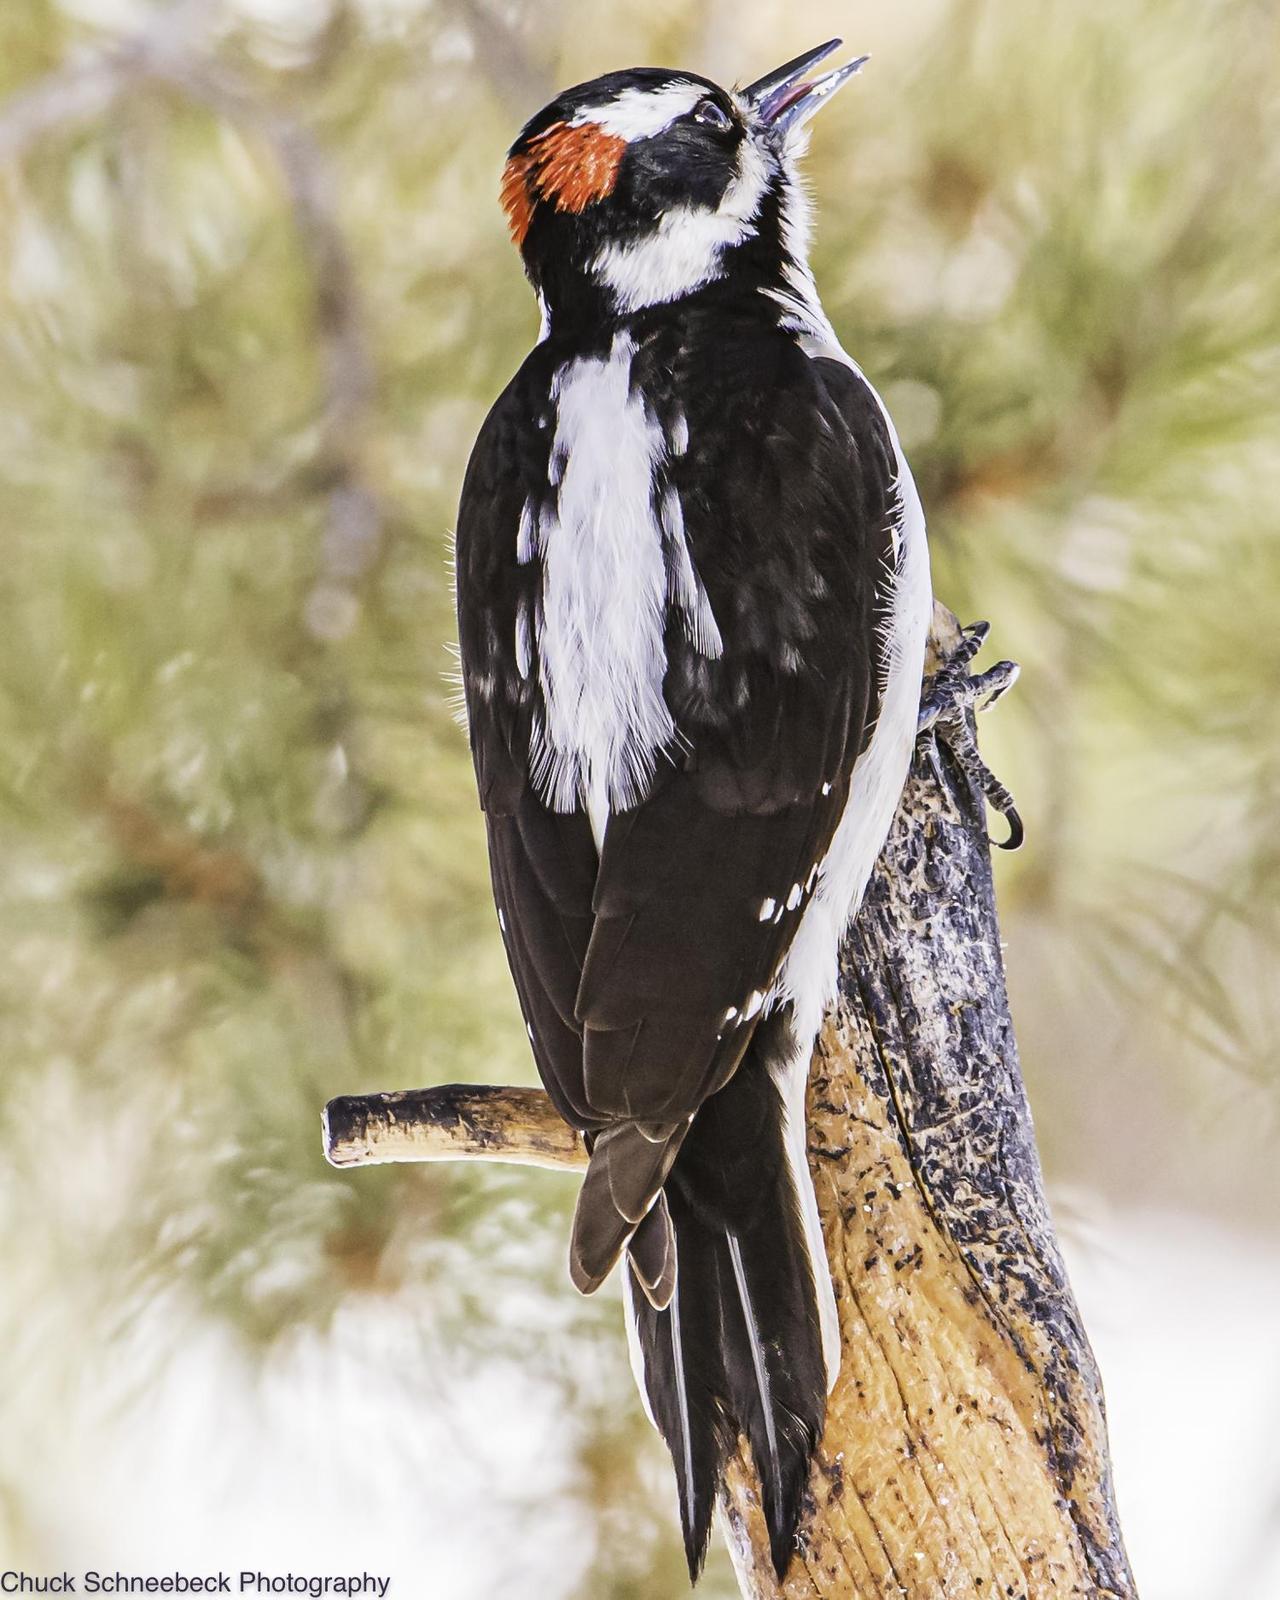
[717,1208,824,1571]
[666,1279,698,1543]
[569,1121,685,1293]
[626,1218,733,1579]
[625,1017,828,1581]
[725,1229,781,1499]
[629,1192,677,1309]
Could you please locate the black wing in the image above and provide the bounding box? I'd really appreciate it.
[455,327,899,1285]
[454,344,603,1133]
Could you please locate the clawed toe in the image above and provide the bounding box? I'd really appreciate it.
[968,659,1019,709]
[917,623,1024,851]
[991,801,1024,853]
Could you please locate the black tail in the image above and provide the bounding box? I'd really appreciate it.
[626,1021,828,1582]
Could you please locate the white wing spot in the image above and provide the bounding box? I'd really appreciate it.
[722,1005,739,1026]
[514,597,532,679]
[516,500,538,564]
[758,897,776,922]
[822,781,833,796]
[786,882,803,911]
[742,990,764,1021]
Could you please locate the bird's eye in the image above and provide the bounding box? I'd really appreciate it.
[692,98,734,132]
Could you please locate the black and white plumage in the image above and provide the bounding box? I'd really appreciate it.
[455,40,932,1581]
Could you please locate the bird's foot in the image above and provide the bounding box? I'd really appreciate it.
[917,621,1019,731]
[917,621,1023,851]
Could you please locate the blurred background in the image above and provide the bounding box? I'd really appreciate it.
[1,0,1277,1595]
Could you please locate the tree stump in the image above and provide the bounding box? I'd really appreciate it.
[324,609,1137,1600]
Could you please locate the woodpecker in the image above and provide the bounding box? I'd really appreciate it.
[455,40,932,1581]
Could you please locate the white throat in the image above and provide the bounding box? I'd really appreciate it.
[590,133,775,315]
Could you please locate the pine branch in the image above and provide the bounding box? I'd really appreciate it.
[0,0,382,642]
[0,1,213,163]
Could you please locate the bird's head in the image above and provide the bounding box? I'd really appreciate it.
[500,40,867,335]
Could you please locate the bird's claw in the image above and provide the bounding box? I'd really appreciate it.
[917,624,1024,851]
[918,625,1018,734]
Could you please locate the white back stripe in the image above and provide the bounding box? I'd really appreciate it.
[529,332,673,843]
[529,335,720,844]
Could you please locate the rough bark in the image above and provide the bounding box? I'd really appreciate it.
[323,613,1137,1600]
[716,633,1136,1599]
[325,1083,585,1171]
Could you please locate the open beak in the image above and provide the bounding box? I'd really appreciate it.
[743,38,869,135]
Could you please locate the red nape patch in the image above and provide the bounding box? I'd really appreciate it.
[501,121,627,247]
[500,151,538,247]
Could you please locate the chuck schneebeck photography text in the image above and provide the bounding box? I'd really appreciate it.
[0,1578,391,1597]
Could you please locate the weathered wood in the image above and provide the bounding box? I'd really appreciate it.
[322,611,1136,1599]
[324,1083,586,1170]
[717,621,1136,1599]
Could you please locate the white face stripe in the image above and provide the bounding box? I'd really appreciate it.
[571,80,706,141]
[590,127,775,315]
